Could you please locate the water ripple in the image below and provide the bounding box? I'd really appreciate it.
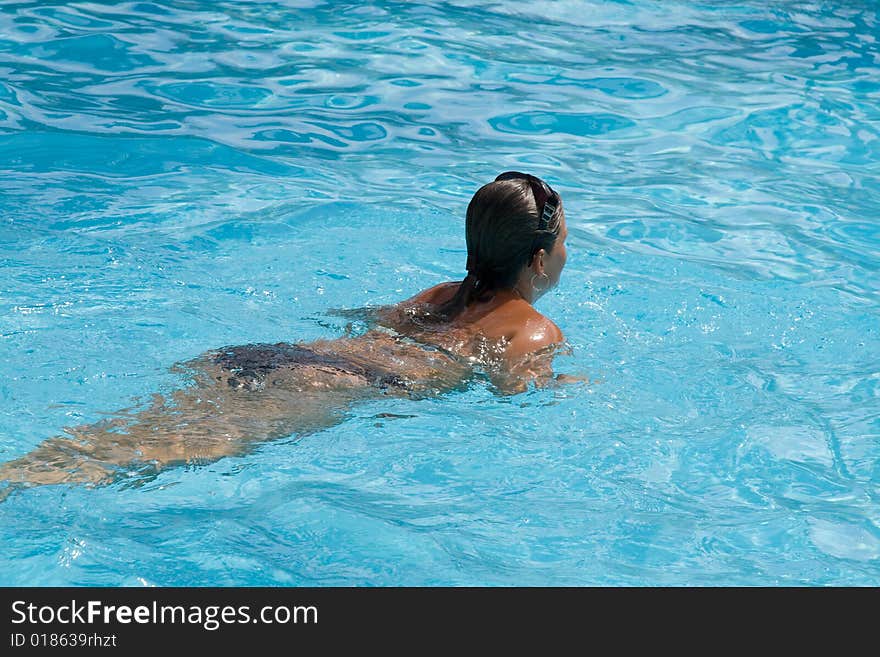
[0,0,878,586]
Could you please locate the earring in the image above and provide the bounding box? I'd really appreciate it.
[531,272,550,294]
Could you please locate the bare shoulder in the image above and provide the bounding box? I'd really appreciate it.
[502,306,564,361]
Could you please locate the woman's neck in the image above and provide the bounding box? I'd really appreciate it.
[482,285,532,307]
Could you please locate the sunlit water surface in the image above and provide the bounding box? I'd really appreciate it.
[0,1,878,585]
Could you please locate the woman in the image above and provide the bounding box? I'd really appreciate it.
[0,171,575,491]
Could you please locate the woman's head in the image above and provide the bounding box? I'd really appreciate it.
[465,171,567,300]
[426,171,567,322]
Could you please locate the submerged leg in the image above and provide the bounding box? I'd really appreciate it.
[0,361,382,490]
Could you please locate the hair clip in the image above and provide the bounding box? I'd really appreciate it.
[540,199,556,229]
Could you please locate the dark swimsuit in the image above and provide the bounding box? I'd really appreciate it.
[212,342,409,390]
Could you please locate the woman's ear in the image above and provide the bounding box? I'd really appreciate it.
[531,248,546,274]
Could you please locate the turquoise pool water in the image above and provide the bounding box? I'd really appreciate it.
[0,0,878,585]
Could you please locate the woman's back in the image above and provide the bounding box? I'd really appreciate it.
[200,279,561,400]
[373,281,565,381]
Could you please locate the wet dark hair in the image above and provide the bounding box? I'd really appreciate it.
[429,172,564,322]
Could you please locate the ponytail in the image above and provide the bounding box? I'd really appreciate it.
[430,249,497,321]
[431,272,480,322]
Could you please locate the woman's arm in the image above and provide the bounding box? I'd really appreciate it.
[323,282,458,333]
[490,352,592,395]
[489,318,592,394]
